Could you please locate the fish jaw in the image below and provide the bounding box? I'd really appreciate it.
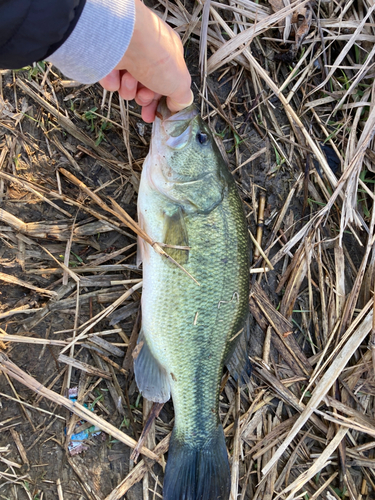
[153,100,198,152]
[146,101,202,195]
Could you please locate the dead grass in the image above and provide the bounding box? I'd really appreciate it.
[1,0,375,498]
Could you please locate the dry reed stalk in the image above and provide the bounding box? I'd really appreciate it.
[250,282,312,375]
[279,235,313,320]
[249,229,274,270]
[277,427,349,500]
[253,192,266,262]
[0,334,68,346]
[131,401,162,462]
[58,353,113,379]
[0,353,160,462]
[0,391,65,420]
[59,168,199,284]
[230,385,241,500]
[262,306,374,476]
[207,0,311,74]
[0,271,57,297]
[0,305,43,320]
[1,0,375,496]
[9,428,29,466]
[16,79,114,159]
[59,281,142,355]
[0,170,72,218]
[104,435,170,500]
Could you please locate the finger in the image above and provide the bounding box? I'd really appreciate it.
[141,94,162,123]
[167,88,194,113]
[118,72,138,101]
[99,70,121,92]
[135,86,156,107]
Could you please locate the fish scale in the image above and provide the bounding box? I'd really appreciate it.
[135,101,250,500]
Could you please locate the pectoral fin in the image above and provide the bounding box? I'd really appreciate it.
[163,207,189,265]
[134,330,171,403]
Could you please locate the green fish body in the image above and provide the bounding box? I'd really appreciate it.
[135,102,250,500]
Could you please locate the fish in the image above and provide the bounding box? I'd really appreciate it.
[135,99,251,500]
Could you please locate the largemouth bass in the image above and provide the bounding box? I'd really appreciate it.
[135,100,250,500]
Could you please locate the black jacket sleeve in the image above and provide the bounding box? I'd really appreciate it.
[0,0,86,69]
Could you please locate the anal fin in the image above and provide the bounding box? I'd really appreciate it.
[226,316,252,386]
[134,330,171,403]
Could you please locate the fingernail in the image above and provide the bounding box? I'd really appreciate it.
[168,89,194,111]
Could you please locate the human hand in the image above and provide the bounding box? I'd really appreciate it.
[99,0,192,123]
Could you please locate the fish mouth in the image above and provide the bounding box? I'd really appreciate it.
[155,97,197,123]
[153,98,198,150]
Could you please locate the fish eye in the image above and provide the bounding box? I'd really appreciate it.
[196,131,209,145]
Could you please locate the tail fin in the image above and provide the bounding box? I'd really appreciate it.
[163,425,230,500]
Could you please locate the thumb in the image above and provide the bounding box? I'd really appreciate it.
[166,89,194,113]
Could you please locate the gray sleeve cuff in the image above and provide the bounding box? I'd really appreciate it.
[48,0,135,84]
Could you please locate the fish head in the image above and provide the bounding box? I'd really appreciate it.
[146,99,227,213]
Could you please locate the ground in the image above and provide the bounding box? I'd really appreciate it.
[1,1,375,500]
